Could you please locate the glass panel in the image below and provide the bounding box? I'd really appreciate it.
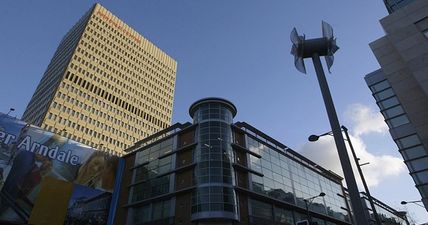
[152,201,163,220]
[382,105,404,118]
[401,145,426,160]
[163,199,171,217]
[413,170,428,184]
[131,175,171,202]
[387,114,409,127]
[396,134,421,149]
[374,88,394,101]
[274,206,294,225]
[407,157,428,171]
[370,80,390,93]
[248,138,348,222]
[251,199,272,220]
[378,97,399,109]
[133,205,151,224]
[418,184,428,198]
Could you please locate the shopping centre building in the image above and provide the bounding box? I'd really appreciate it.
[112,98,408,225]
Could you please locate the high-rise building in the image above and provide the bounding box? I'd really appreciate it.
[114,98,353,225]
[383,0,416,13]
[365,0,428,210]
[22,3,177,155]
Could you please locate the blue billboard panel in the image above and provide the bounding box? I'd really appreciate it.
[0,113,119,224]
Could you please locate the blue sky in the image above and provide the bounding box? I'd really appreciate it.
[0,0,426,223]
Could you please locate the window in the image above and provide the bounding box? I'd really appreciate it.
[382,105,404,118]
[274,207,294,225]
[191,186,236,214]
[132,199,171,225]
[407,157,428,172]
[396,134,421,149]
[386,114,409,128]
[412,170,428,184]
[374,88,395,101]
[131,175,171,202]
[370,80,390,93]
[250,199,272,220]
[401,145,427,160]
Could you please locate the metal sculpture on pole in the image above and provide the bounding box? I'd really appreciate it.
[290,21,368,225]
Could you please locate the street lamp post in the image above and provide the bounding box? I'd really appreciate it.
[401,200,424,208]
[291,22,368,225]
[342,126,382,225]
[6,108,15,116]
[304,192,326,223]
[309,126,382,225]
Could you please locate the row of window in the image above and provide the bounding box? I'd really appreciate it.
[84,14,175,111]
[371,80,410,128]
[396,134,428,184]
[73,48,173,110]
[58,81,155,137]
[46,110,126,150]
[132,138,175,202]
[132,199,172,225]
[64,69,168,129]
[191,186,236,213]
[370,78,428,202]
[250,198,340,225]
[362,197,407,225]
[247,137,349,222]
[76,37,173,119]
[22,8,88,125]
[79,31,174,98]
[135,138,174,165]
[193,104,234,124]
[92,10,176,74]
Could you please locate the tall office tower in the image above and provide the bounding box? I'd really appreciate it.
[22,3,177,154]
[383,0,416,13]
[365,0,428,210]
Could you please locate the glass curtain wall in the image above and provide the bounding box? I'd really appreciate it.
[129,138,175,224]
[247,137,349,223]
[190,99,238,220]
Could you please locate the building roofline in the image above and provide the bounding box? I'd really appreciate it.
[189,97,237,118]
[234,121,344,182]
[124,122,193,154]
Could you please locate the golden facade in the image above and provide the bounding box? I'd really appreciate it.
[22,4,177,155]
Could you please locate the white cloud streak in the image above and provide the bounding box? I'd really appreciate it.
[298,103,405,188]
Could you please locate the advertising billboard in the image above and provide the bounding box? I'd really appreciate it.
[0,113,120,225]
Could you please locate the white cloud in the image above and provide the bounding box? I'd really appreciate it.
[344,103,388,136]
[298,103,406,188]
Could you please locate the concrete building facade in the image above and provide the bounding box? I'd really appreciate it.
[22,3,177,155]
[365,0,428,209]
[383,0,416,13]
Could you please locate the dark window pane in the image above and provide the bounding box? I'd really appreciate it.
[396,134,420,149]
[374,88,394,101]
[370,80,390,93]
[378,97,399,109]
[382,105,404,118]
[386,114,409,127]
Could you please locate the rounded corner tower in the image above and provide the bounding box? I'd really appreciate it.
[188,97,239,222]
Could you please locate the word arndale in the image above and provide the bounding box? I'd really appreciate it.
[0,131,80,166]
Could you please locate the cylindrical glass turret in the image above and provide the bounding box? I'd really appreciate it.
[189,98,239,221]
